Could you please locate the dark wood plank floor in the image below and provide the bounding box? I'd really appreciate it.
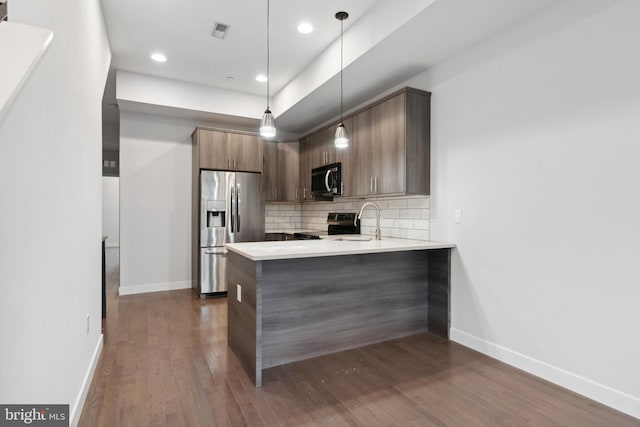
[79,268,639,426]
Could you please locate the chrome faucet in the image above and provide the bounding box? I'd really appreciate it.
[356,202,381,240]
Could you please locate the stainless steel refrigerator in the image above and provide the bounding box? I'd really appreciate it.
[197,170,264,295]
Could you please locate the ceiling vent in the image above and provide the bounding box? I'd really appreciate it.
[211,22,230,39]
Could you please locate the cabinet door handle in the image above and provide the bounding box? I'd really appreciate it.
[303,188,307,200]
[233,158,236,169]
[324,169,332,193]
[374,176,378,193]
[227,158,230,169]
[295,188,298,200]
[370,176,373,193]
[341,181,344,195]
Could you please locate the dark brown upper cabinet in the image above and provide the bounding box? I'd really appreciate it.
[263,141,300,202]
[193,127,263,173]
[299,87,431,199]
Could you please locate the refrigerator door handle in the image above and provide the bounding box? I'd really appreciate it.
[236,183,240,233]
[230,184,235,233]
[205,248,228,255]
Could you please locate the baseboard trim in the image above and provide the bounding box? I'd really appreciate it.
[119,280,191,296]
[450,328,640,420]
[69,334,103,427]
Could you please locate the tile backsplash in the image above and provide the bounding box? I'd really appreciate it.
[265,203,302,232]
[266,195,430,240]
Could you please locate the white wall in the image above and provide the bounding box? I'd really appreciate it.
[0,0,110,424]
[102,119,119,151]
[119,112,194,295]
[102,177,119,247]
[409,0,639,418]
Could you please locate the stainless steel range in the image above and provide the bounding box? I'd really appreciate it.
[292,212,360,240]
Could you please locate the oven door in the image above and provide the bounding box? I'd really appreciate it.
[311,163,341,200]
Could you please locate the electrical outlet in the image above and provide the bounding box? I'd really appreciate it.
[236,284,242,303]
[86,314,90,334]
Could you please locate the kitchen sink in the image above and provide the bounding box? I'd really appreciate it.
[333,235,372,242]
[259,245,308,252]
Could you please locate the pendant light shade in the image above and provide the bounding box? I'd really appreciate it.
[334,11,349,148]
[260,0,276,138]
[334,123,349,148]
[260,109,276,138]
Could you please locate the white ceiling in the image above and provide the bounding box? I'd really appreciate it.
[102,0,378,96]
[102,0,561,135]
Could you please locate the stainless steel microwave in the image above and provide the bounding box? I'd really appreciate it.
[311,162,342,200]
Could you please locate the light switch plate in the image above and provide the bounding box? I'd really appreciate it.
[454,209,462,224]
[236,284,242,302]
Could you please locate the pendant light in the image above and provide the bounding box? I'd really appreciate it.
[334,11,349,149]
[260,0,276,138]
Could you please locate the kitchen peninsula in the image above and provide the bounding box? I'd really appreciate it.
[225,238,455,387]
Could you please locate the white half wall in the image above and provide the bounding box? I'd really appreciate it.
[117,71,264,121]
[0,21,52,122]
[0,0,111,424]
[102,177,119,247]
[119,112,194,295]
[408,0,639,418]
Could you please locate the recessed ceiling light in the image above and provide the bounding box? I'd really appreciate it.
[255,74,268,82]
[150,52,167,63]
[297,22,313,34]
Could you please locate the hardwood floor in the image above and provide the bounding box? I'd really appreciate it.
[79,269,639,426]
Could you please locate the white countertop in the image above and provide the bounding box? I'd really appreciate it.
[225,237,455,261]
[265,229,321,235]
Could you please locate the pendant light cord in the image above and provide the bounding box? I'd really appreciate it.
[266,0,270,109]
[340,17,343,123]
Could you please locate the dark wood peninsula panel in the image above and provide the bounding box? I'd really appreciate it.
[227,248,452,387]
